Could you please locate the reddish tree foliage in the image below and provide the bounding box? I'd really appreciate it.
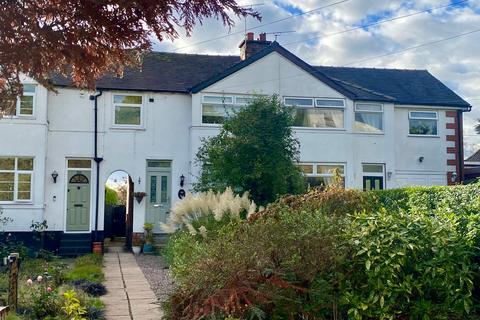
[0,0,260,113]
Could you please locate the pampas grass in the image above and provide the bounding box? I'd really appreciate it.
[160,187,257,235]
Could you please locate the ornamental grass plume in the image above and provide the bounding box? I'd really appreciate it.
[160,187,256,235]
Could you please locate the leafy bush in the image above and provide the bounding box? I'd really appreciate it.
[70,280,106,297]
[163,183,480,320]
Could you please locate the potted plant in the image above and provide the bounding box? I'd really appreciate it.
[132,238,142,254]
[143,223,154,253]
[133,192,147,203]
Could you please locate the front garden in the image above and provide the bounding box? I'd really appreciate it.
[161,182,480,320]
[0,253,106,320]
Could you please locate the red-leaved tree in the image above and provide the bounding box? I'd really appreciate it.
[0,0,260,113]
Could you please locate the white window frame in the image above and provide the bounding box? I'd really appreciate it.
[0,157,34,203]
[408,111,438,136]
[201,94,253,125]
[298,162,346,187]
[285,96,346,129]
[112,93,144,128]
[354,103,384,133]
[1,84,36,118]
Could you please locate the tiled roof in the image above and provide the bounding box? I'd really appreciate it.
[51,52,240,93]
[51,43,471,109]
[466,149,480,162]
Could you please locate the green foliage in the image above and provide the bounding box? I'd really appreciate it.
[105,186,119,206]
[163,183,480,320]
[62,290,87,320]
[65,255,104,283]
[194,95,306,205]
[344,209,475,319]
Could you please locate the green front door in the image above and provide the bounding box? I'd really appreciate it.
[146,161,171,233]
[66,171,91,231]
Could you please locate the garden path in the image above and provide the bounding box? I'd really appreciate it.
[102,247,163,320]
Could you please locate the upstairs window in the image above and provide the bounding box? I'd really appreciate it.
[113,95,143,126]
[202,95,252,124]
[298,162,345,187]
[1,84,36,117]
[0,157,34,202]
[409,111,438,135]
[355,103,383,133]
[285,97,345,129]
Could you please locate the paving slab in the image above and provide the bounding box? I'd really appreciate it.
[101,247,163,319]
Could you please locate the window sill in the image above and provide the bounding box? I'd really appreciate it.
[1,116,36,120]
[293,127,346,132]
[110,125,146,131]
[408,134,440,138]
[0,201,34,205]
[353,131,384,136]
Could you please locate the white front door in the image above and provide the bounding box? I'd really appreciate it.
[66,170,91,231]
[146,161,171,233]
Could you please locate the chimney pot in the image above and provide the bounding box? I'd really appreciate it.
[239,33,272,60]
[259,33,267,41]
[246,32,254,40]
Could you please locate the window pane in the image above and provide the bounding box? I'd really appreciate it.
[0,158,15,170]
[410,111,437,119]
[17,173,32,200]
[115,106,141,125]
[147,160,171,168]
[19,96,34,115]
[316,99,345,107]
[18,157,33,170]
[203,96,233,104]
[285,98,313,106]
[114,95,142,104]
[161,176,168,203]
[150,176,157,203]
[363,164,383,173]
[68,159,91,168]
[22,84,36,93]
[317,165,344,175]
[355,112,383,132]
[356,104,382,112]
[307,176,329,187]
[293,108,344,128]
[0,172,14,201]
[202,104,241,124]
[409,119,437,135]
[298,164,313,174]
[235,97,253,105]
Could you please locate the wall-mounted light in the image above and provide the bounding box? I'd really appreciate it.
[51,171,58,183]
[418,156,424,163]
[138,177,141,185]
[180,174,185,187]
[387,171,393,180]
[451,172,458,183]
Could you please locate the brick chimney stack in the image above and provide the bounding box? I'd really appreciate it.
[239,32,272,60]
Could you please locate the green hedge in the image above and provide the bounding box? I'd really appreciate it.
[163,183,480,320]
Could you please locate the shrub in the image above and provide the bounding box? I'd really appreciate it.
[163,184,480,320]
[70,280,107,297]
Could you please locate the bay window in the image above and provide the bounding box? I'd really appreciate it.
[355,103,383,133]
[0,157,34,202]
[298,162,345,187]
[285,97,345,129]
[113,95,143,126]
[409,111,438,135]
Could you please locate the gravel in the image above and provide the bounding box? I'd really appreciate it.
[136,254,175,304]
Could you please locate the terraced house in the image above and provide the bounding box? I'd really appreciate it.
[0,33,471,254]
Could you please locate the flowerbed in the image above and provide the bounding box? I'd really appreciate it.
[163,183,480,319]
[0,253,106,320]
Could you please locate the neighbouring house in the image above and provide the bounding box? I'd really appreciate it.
[0,33,471,255]
[464,149,480,183]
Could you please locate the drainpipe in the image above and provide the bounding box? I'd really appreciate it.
[458,109,467,183]
[90,91,103,242]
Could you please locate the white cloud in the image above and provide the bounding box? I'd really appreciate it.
[155,0,480,156]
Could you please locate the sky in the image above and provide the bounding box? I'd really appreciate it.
[153,0,480,157]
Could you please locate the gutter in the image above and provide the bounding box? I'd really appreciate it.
[89,90,103,242]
